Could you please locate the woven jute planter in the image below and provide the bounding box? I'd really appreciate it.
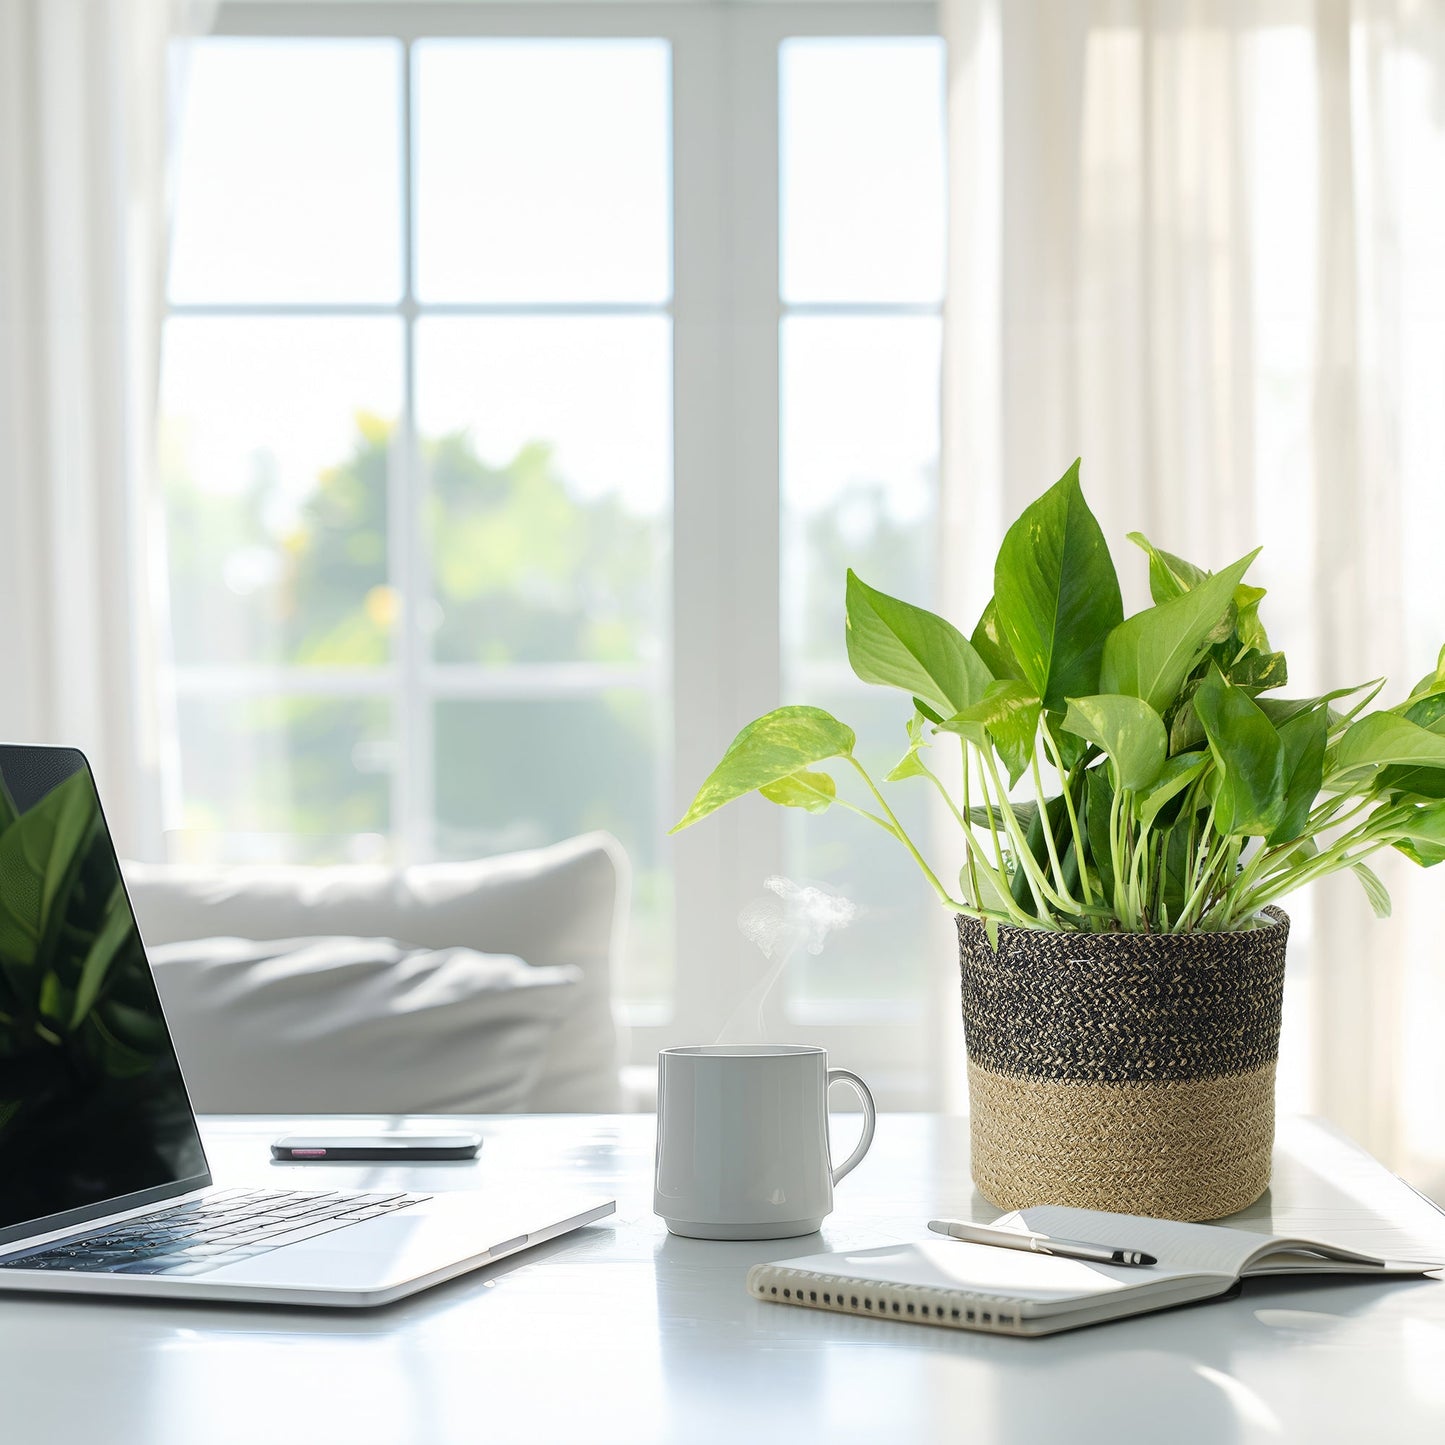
[957,907,1289,1222]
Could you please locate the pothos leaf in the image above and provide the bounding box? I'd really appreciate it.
[939,681,1042,786]
[1084,765,1116,902]
[993,460,1123,711]
[1267,708,1329,845]
[1099,549,1259,713]
[969,596,1024,682]
[845,570,993,717]
[884,710,933,782]
[1350,862,1392,918]
[1136,751,1208,829]
[1379,691,1445,799]
[1127,531,1208,603]
[672,706,855,831]
[1194,666,1285,837]
[1060,694,1167,794]
[1391,801,1445,867]
[758,769,838,813]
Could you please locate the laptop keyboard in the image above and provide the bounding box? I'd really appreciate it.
[0,1186,430,1279]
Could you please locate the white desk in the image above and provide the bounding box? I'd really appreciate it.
[4,1115,1444,1445]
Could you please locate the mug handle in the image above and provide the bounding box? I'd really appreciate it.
[826,1068,877,1184]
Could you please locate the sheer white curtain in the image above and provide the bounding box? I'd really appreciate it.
[0,0,212,857]
[941,0,1445,1194]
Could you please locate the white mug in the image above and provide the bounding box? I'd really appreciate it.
[653,1044,877,1240]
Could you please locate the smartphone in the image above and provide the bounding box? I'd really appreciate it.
[271,1133,482,1162]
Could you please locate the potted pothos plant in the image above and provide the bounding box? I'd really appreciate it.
[672,463,1445,1221]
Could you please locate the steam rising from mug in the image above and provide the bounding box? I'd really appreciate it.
[715,877,859,1043]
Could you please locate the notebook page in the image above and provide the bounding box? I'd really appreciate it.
[761,1241,1217,1306]
[1006,1206,1279,1276]
[1224,1117,1445,1264]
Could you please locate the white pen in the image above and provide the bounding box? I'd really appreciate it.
[927,1218,1157,1268]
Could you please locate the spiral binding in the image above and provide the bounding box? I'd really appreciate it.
[747,1263,1026,1334]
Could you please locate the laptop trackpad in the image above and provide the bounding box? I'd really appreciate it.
[214,1215,494,1288]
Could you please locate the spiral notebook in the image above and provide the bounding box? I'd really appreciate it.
[747,1205,1441,1337]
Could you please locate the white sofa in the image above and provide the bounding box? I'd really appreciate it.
[124,832,628,1114]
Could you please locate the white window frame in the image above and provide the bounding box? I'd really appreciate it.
[186,0,944,1107]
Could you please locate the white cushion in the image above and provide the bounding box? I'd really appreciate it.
[124,832,627,1111]
[149,937,579,1115]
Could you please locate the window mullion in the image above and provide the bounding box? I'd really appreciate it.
[394,36,433,864]
[666,6,784,1045]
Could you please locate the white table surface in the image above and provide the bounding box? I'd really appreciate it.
[4,1113,1445,1445]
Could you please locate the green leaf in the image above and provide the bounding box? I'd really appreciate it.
[671,706,855,831]
[1136,751,1208,830]
[883,750,927,783]
[1161,819,1196,921]
[1194,667,1286,837]
[939,681,1041,785]
[1049,718,1090,771]
[1084,765,1117,901]
[1127,532,1208,604]
[1406,642,1445,700]
[960,860,1013,916]
[845,570,992,717]
[969,597,1023,681]
[1222,647,1288,694]
[1099,548,1259,713]
[884,711,931,783]
[1332,712,1445,779]
[1169,690,1206,752]
[1379,691,1445,799]
[1395,837,1445,868]
[993,460,1123,710]
[1256,682,1378,729]
[1265,708,1329,845]
[1233,584,1271,653]
[966,799,1042,834]
[758,769,838,814]
[1351,862,1392,918]
[912,697,944,726]
[1060,694,1167,793]
[1391,802,1445,866]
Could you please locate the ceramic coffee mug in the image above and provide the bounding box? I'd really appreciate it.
[653,1044,877,1239]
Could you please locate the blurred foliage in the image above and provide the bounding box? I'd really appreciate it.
[163,413,929,997]
[0,769,166,1138]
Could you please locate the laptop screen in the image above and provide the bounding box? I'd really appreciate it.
[0,747,208,1239]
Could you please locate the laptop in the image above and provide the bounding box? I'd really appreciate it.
[0,744,615,1308]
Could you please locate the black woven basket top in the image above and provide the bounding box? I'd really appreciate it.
[956,909,1289,1084]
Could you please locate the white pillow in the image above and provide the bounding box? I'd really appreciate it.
[149,936,580,1115]
[125,832,626,1111]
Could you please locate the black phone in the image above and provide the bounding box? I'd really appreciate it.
[271,1133,482,1162]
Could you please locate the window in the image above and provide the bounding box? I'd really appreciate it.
[161,2,944,1102]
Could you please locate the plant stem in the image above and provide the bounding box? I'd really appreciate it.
[1235,805,1405,915]
[980,749,1075,922]
[917,757,965,829]
[959,751,983,916]
[971,740,1012,889]
[1030,753,1077,909]
[1041,720,1094,906]
[842,755,974,915]
[1108,784,1131,926]
[1175,830,1234,931]
[918,754,1032,927]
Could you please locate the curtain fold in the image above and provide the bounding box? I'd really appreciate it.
[0,0,211,857]
[942,0,1445,1193]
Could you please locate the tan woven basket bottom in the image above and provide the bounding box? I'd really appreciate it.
[968,1060,1276,1221]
